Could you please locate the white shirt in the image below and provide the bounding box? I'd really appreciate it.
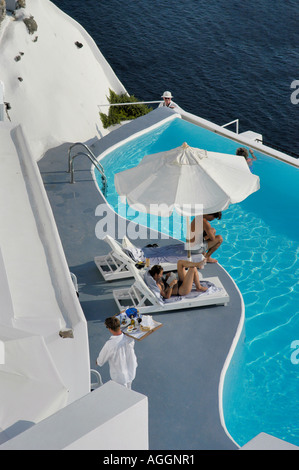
[158,100,178,109]
[96,333,137,386]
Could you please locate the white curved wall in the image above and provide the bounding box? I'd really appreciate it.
[0,0,128,160]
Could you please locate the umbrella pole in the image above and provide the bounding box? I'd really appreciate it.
[186,216,192,260]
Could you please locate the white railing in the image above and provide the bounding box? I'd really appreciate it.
[98,100,162,107]
[221,118,239,134]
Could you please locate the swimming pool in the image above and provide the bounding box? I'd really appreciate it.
[96,117,299,447]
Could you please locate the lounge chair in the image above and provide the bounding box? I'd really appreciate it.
[94,235,205,281]
[112,262,230,314]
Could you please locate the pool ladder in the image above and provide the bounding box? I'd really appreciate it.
[67,142,107,196]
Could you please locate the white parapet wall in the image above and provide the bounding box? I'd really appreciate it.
[0,81,4,121]
[0,381,149,450]
[180,109,299,167]
[0,122,90,434]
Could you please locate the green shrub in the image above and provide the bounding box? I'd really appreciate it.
[100,89,152,128]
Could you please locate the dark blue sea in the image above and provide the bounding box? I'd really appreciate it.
[52,0,299,158]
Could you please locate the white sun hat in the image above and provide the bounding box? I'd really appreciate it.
[161,91,173,98]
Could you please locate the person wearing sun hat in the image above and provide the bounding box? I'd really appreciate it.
[159,90,178,109]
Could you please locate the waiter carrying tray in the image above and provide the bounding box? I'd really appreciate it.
[96,316,137,389]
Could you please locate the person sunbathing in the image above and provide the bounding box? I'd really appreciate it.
[148,259,207,299]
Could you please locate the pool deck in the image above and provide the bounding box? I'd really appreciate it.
[38,108,242,450]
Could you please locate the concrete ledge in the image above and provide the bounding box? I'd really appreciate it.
[241,433,299,450]
[179,109,299,167]
[0,122,90,431]
[0,381,148,450]
[0,81,4,122]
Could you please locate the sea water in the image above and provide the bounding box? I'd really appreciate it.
[96,117,299,447]
[52,0,299,157]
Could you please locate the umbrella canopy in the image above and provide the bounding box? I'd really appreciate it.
[115,142,260,217]
[0,325,68,430]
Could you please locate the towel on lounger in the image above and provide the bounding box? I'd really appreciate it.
[122,238,205,264]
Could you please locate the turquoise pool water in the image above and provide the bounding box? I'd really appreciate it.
[96,117,299,447]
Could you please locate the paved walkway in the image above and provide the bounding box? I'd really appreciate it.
[38,109,241,450]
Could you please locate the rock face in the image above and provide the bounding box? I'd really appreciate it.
[0,0,6,25]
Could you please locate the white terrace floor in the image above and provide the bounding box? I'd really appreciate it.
[37,108,243,449]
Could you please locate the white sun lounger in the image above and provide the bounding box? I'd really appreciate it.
[94,235,205,281]
[94,236,133,281]
[112,262,230,314]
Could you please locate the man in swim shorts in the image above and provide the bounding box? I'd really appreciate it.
[202,213,223,263]
[189,212,223,263]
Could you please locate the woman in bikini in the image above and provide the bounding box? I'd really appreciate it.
[148,259,207,300]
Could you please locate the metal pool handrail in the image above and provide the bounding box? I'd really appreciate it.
[67,142,107,195]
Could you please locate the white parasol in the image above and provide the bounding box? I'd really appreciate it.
[115,142,260,254]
